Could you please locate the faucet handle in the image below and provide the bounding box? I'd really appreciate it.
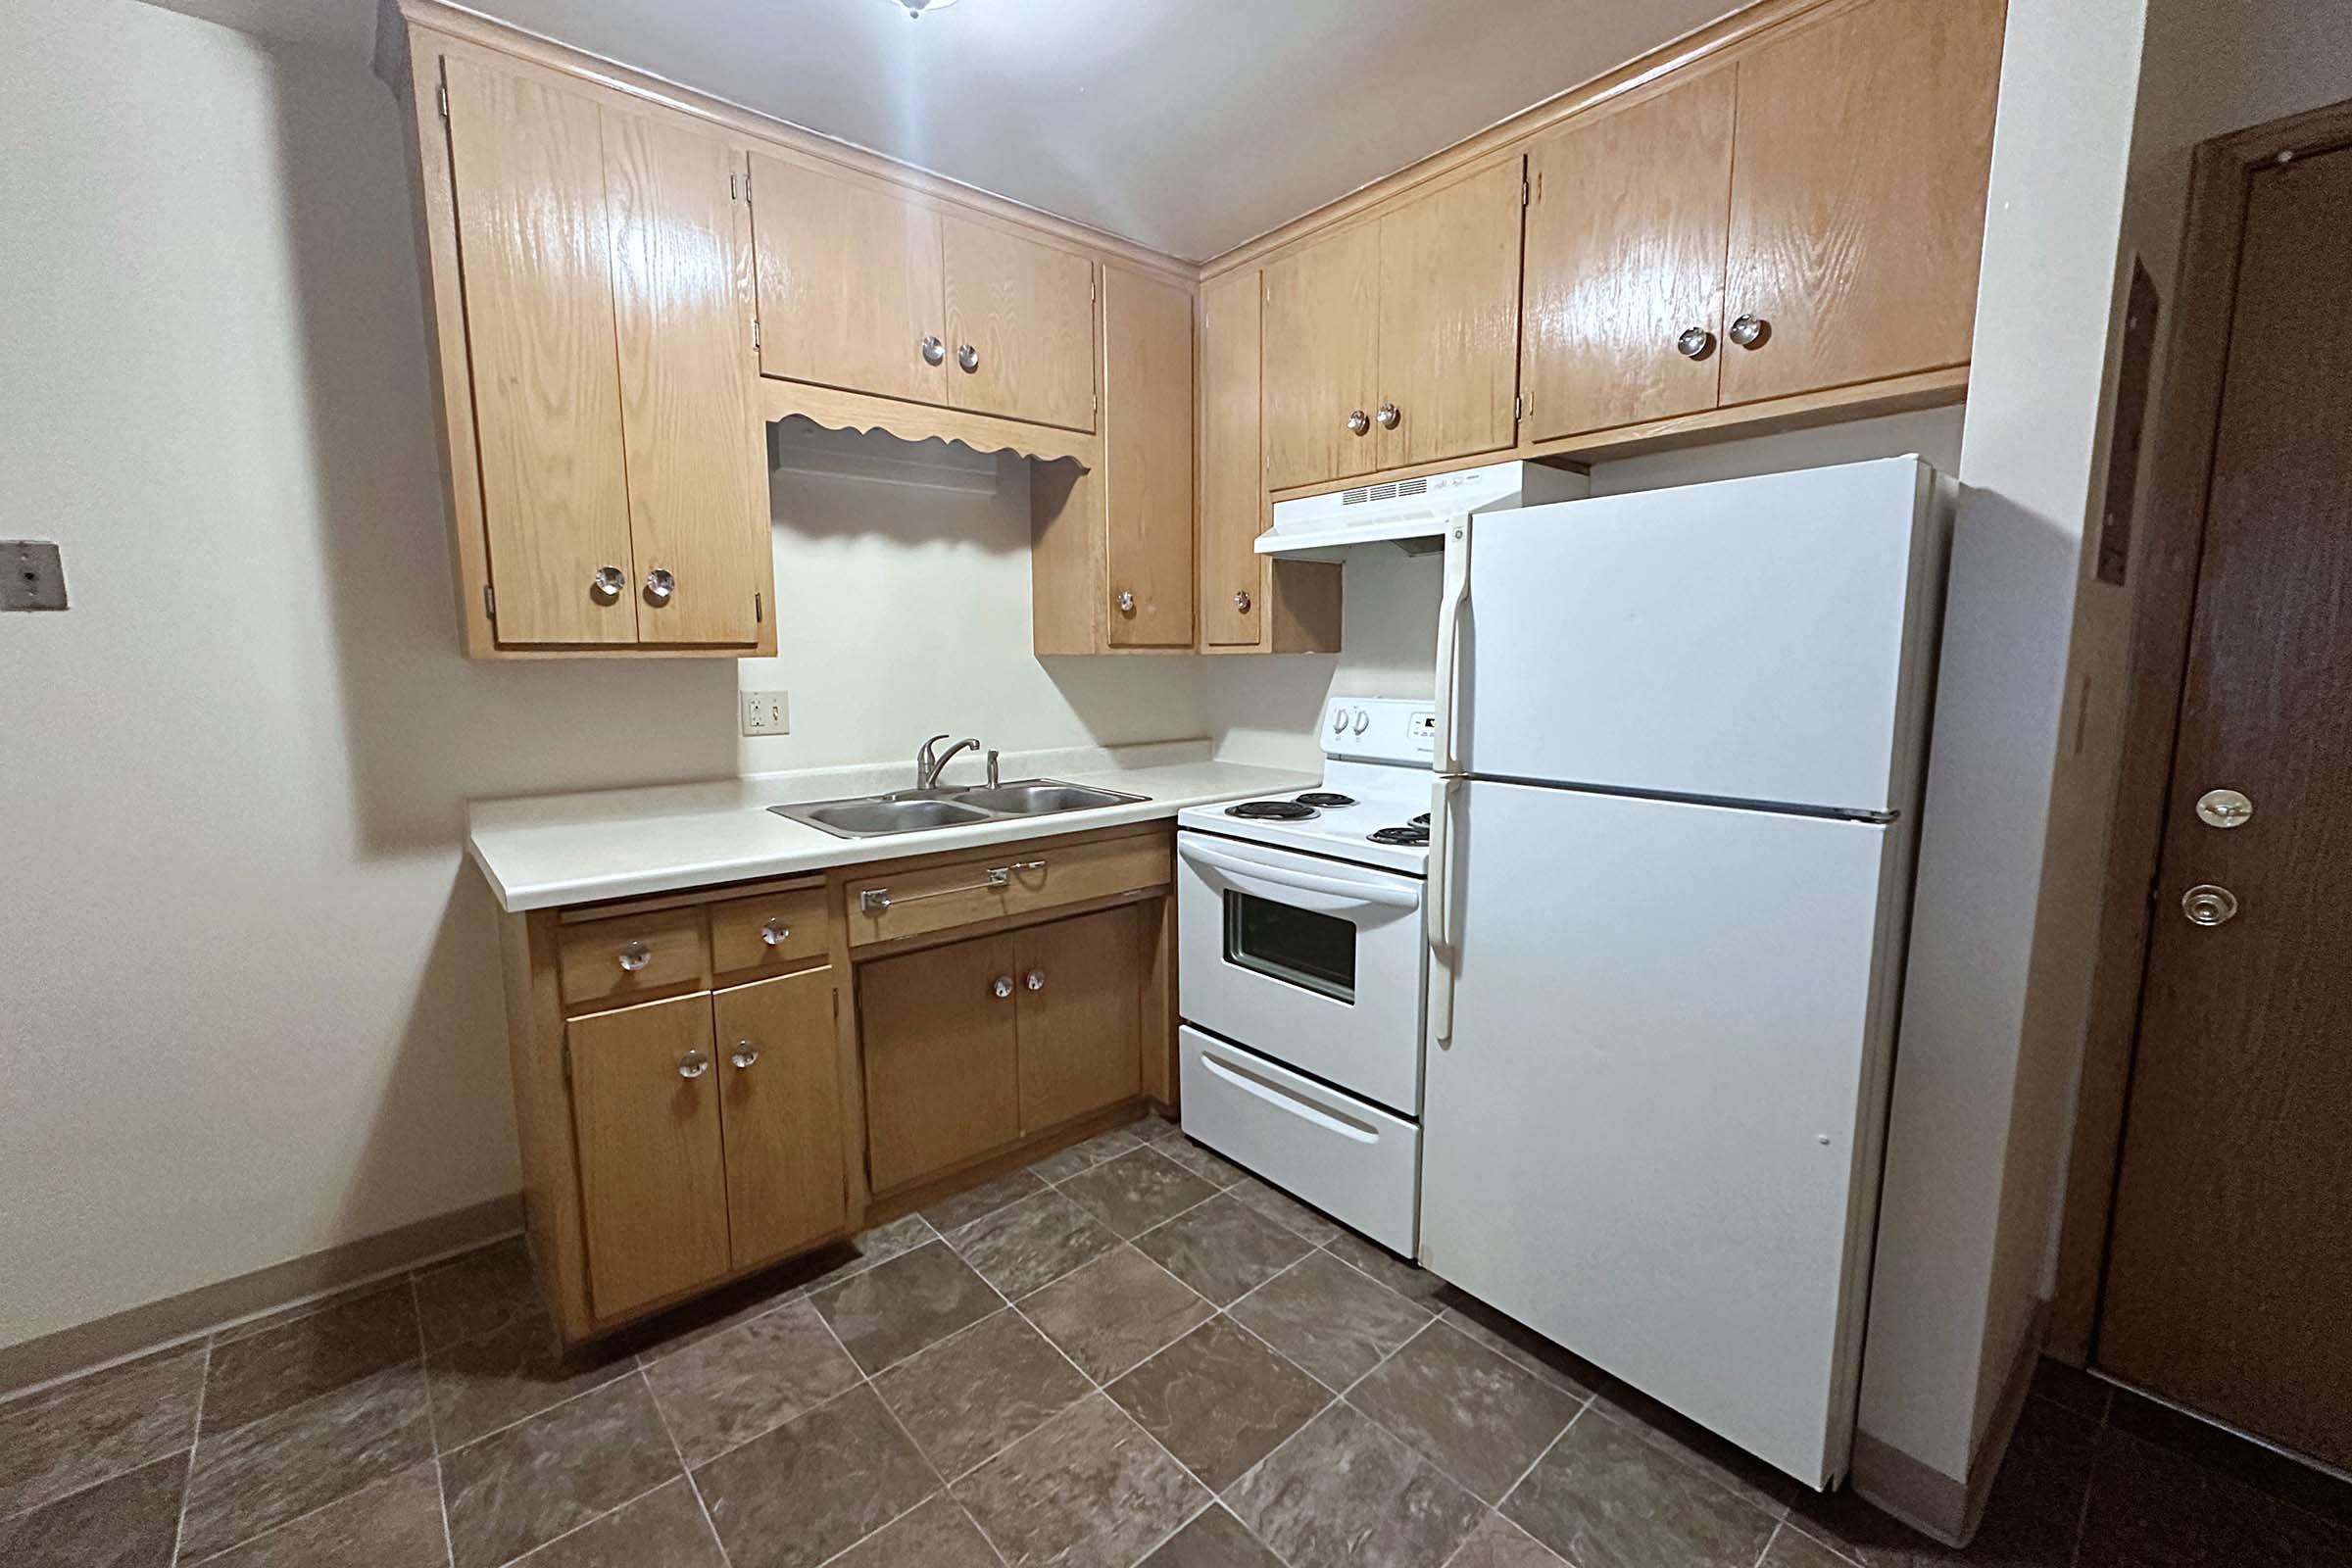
[987,749,1001,789]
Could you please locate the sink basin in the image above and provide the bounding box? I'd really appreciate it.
[770,777,1149,839]
[789,798,993,837]
[952,782,1146,815]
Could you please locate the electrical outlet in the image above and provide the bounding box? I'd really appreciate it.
[741,689,790,736]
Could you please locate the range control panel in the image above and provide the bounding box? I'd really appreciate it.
[1323,698,1440,762]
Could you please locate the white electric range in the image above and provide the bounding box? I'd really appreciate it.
[1173,697,1434,1254]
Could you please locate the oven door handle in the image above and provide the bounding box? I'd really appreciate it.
[1178,840,1422,911]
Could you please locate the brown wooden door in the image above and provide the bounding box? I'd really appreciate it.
[1717,0,2004,407]
[713,969,847,1268]
[1373,158,1526,470]
[1013,907,1143,1134]
[1198,268,1266,648]
[1102,266,1196,649]
[942,216,1098,431]
[603,113,768,647]
[1521,70,1735,441]
[566,994,731,1320]
[858,934,1020,1192]
[1262,222,1383,490]
[2097,143,2352,1471]
[442,54,637,648]
[750,152,947,407]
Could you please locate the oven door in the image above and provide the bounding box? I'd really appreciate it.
[1176,830,1427,1114]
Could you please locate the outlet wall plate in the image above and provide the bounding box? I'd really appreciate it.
[3,541,68,611]
[741,689,790,736]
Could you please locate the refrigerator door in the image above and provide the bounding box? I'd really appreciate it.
[1455,456,1944,815]
[1419,779,1911,1488]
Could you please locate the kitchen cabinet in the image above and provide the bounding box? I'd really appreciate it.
[942,215,1100,430]
[1016,907,1144,1134]
[1262,159,1525,491]
[714,968,848,1266]
[859,934,1022,1193]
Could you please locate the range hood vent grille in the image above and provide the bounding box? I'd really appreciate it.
[1257,462,1589,561]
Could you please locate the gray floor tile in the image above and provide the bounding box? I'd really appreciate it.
[2076,1423,2352,1568]
[2027,1356,2113,1424]
[1227,1400,1485,1568]
[1592,1383,1801,1521]
[694,1385,940,1568]
[1349,1321,1583,1502]
[1134,1195,1313,1307]
[1019,1246,1215,1383]
[1502,1409,1776,1568]
[1058,1150,1221,1239]
[772,1214,940,1306]
[0,1345,205,1517]
[1323,1230,1446,1303]
[0,1450,185,1568]
[810,1241,1004,1374]
[1762,1526,1852,1568]
[510,1477,724,1567]
[1028,1126,1148,1184]
[1448,1510,1574,1568]
[202,1282,420,1435]
[1434,1292,1604,1398]
[826,1493,1002,1568]
[414,1238,540,1355]
[1229,1250,1433,1391]
[426,1311,635,1449]
[950,1192,1121,1298]
[1154,1138,1249,1189]
[1139,1504,1288,1568]
[1227,1175,1347,1247]
[180,1362,435,1560]
[954,1392,1208,1568]
[922,1167,1052,1234]
[640,1298,861,1466]
[1107,1317,1330,1493]
[185,1459,448,1568]
[439,1375,681,1568]
[874,1308,1092,1479]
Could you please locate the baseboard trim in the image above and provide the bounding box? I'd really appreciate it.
[1851,1295,2049,1546]
[0,1193,522,1399]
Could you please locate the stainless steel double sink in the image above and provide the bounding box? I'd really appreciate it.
[768,779,1149,840]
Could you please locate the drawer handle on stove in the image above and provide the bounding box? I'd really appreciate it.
[1178,840,1420,910]
[1199,1053,1378,1144]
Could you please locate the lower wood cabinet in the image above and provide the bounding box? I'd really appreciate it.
[714,969,848,1267]
[1017,906,1143,1132]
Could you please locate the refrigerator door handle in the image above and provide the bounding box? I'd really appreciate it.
[1427,776,1461,1046]
[1432,517,1473,775]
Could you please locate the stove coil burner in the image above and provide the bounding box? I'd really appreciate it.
[1227,800,1319,821]
[1410,811,1431,827]
[1369,825,1430,846]
[1296,792,1357,808]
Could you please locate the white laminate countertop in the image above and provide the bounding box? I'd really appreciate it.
[466,742,1317,912]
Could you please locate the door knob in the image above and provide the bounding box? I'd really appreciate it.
[616,941,653,972]
[643,568,675,604]
[730,1041,760,1069]
[1026,969,1045,992]
[760,918,791,947]
[1375,402,1400,430]
[1233,589,1252,613]
[2195,788,2254,828]
[2180,885,2239,926]
[956,343,980,372]
[1728,314,1770,349]
[1675,326,1716,359]
[920,334,946,367]
[1347,410,1371,436]
[992,974,1014,999]
[678,1049,711,1079]
[590,565,625,602]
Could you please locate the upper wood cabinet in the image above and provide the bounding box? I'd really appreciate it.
[428,51,773,656]
[1263,222,1384,490]
[942,216,1100,430]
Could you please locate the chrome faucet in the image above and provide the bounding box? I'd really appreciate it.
[914,733,981,790]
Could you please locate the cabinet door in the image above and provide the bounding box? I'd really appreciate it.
[859,934,1020,1192]
[1102,267,1196,649]
[751,153,947,406]
[1198,269,1265,647]
[604,113,769,646]
[942,216,1098,431]
[1718,0,2005,406]
[714,969,846,1268]
[443,54,636,647]
[567,994,731,1320]
[1014,907,1143,1134]
[1522,71,1735,441]
[1262,222,1383,490]
[1374,158,1527,470]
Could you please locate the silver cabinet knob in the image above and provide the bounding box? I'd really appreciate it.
[644,568,675,604]
[678,1049,711,1079]
[730,1040,760,1070]
[616,940,653,972]
[1346,410,1371,436]
[992,974,1014,999]
[2180,885,2239,926]
[1233,589,1252,613]
[1728,314,1769,349]
[1375,402,1400,430]
[1676,326,1716,359]
[1025,969,1045,992]
[760,918,791,947]
[2195,788,2254,828]
[590,564,625,602]
[920,334,946,367]
[956,343,980,372]
[1115,589,1137,614]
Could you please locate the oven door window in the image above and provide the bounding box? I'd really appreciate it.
[1223,890,1356,1003]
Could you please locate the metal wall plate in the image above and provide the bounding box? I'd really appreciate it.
[2,541,68,612]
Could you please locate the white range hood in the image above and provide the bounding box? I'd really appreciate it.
[1255,459,1590,561]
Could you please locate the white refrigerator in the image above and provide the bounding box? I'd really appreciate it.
[1421,456,1951,1490]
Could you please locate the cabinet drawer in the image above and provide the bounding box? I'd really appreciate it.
[710,887,830,976]
[558,907,707,1006]
[846,832,1172,949]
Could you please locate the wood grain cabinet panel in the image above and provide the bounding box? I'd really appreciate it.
[1374,158,1527,469]
[1262,222,1384,491]
[566,993,732,1321]
[859,935,1021,1192]
[1198,268,1266,647]
[1014,907,1143,1135]
[557,906,707,1008]
[1718,0,2005,406]
[750,152,948,406]
[713,969,846,1268]
[943,216,1099,432]
[709,887,831,977]
[1522,70,1735,440]
[1102,266,1196,648]
[442,53,637,647]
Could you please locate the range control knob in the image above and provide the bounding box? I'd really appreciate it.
[1330,708,1350,735]
[1351,708,1372,735]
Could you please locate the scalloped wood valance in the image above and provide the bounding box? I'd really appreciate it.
[761,380,1100,468]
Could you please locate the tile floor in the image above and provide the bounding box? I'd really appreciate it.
[5,1110,2348,1568]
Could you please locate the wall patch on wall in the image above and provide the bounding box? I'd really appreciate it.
[2,541,69,611]
[2096,260,2162,586]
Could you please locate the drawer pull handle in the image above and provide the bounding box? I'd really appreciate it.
[760,919,791,947]
[616,941,653,972]
[992,974,1014,999]
[730,1040,760,1070]
[859,858,1046,913]
[678,1049,711,1079]
[1026,969,1045,992]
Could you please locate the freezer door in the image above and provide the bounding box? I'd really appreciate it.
[1457,456,1944,815]
[1420,780,1910,1488]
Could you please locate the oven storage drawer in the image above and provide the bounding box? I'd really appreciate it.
[1179,1025,1420,1256]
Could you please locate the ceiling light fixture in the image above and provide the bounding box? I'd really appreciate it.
[882,0,960,17]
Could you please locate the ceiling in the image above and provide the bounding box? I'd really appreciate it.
[154,0,1740,262]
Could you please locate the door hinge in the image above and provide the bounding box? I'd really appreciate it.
[1514,393,1524,421]
[752,314,761,354]
[1521,176,1530,209]
[754,591,762,624]
[562,1042,572,1086]
[436,80,450,121]
[729,169,738,200]
[482,583,495,621]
